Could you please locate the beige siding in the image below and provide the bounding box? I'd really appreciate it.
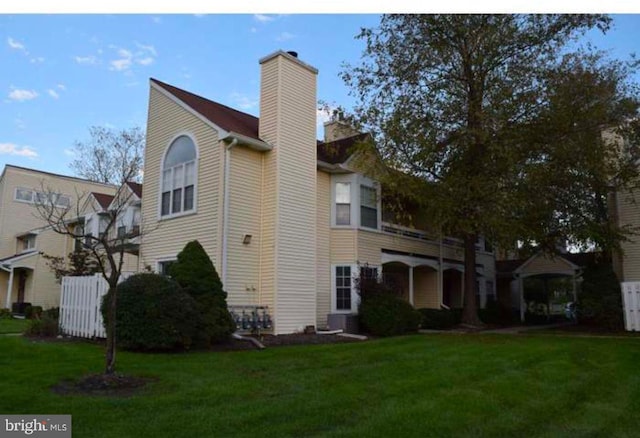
[330,229,358,264]
[139,86,222,275]
[28,228,67,308]
[316,171,331,327]
[521,254,575,276]
[259,52,318,333]
[226,147,263,306]
[414,266,439,309]
[617,189,640,281]
[0,166,115,259]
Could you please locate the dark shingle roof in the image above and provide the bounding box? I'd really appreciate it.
[126,181,143,198]
[316,133,369,165]
[151,78,260,140]
[91,192,115,210]
[152,78,364,165]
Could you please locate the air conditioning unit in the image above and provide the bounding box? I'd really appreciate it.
[327,313,359,334]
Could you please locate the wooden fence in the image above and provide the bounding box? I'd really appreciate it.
[621,282,640,332]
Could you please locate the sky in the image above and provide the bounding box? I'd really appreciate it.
[1,13,640,177]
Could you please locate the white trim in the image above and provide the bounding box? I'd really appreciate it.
[1,250,38,267]
[357,175,381,231]
[514,251,580,275]
[155,256,178,275]
[331,264,359,314]
[331,174,358,228]
[380,252,440,270]
[151,81,228,139]
[221,131,271,152]
[158,131,199,221]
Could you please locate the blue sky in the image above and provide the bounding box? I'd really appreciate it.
[1,14,639,177]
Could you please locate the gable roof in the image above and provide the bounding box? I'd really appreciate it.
[125,181,143,198]
[91,192,115,210]
[151,78,260,141]
[151,78,361,165]
[317,133,369,165]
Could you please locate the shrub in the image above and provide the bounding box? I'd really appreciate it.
[44,307,60,320]
[25,305,43,320]
[169,241,236,346]
[359,292,422,336]
[102,273,198,351]
[579,261,624,330]
[479,300,516,325]
[419,308,459,329]
[25,314,58,337]
[0,308,12,319]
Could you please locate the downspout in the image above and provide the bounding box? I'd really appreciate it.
[221,138,239,286]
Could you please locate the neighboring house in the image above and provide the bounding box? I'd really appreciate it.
[138,50,496,334]
[0,165,115,310]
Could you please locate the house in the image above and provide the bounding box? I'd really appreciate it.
[138,50,497,334]
[0,165,116,310]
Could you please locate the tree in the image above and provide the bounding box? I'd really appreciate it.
[69,126,145,184]
[42,249,101,283]
[342,15,639,326]
[169,241,236,346]
[33,172,146,374]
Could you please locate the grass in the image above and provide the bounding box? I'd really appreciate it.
[1,334,640,437]
[0,317,29,334]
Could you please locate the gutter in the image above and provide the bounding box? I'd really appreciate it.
[221,132,271,152]
[316,161,352,174]
[221,138,239,286]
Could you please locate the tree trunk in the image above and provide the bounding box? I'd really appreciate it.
[461,234,484,327]
[104,284,117,375]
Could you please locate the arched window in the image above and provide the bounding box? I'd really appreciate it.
[161,135,197,217]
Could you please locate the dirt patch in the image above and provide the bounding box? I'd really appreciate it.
[52,373,155,397]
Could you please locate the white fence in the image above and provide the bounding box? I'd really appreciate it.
[59,275,109,338]
[621,282,640,332]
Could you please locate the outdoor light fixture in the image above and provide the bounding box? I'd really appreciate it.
[242,234,252,245]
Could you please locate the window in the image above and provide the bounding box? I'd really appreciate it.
[161,135,197,217]
[158,260,176,276]
[117,226,127,239]
[335,266,352,311]
[335,183,350,225]
[21,235,35,251]
[486,280,496,303]
[360,185,378,229]
[14,188,70,207]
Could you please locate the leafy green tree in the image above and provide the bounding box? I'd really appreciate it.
[169,241,235,345]
[342,14,639,326]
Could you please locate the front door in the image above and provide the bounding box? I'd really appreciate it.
[17,271,27,303]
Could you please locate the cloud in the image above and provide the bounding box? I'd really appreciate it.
[135,42,157,56]
[74,55,99,65]
[8,88,38,102]
[254,14,275,23]
[30,57,45,64]
[230,92,258,110]
[136,57,154,66]
[0,143,38,158]
[276,32,295,42]
[110,57,132,71]
[151,16,162,24]
[57,84,66,90]
[47,89,60,99]
[7,37,27,52]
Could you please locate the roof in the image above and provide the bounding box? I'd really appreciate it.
[0,250,38,265]
[126,181,143,198]
[91,192,115,210]
[151,79,260,140]
[0,164,115,188]
[151,78,362,165]
[317,133,369,165]
[496,252,601,275]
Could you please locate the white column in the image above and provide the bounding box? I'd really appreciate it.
[409,266,414,306]
[5,268,15,309]
[572,273,577,302]
[519,276,525,322]
[460,271,465,306]
[438,236,444,307]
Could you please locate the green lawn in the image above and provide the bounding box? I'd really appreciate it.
[0,318,29,334]
[1,334,639,437]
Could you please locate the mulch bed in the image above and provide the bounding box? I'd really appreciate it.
[52,373,156,397]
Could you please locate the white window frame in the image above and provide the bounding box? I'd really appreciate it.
[14,187,71,208]
[156,257,178,276]
[331,174,357,228]
[331,264,361,314]
[158,132,199,220]
[359,183,380,230]
[20,235,36,252]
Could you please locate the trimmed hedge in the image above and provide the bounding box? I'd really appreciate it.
[359,293,422,337]
[102,273,198,351]
[169,240,236,346]
[25,314,58,337]
[419,308,460,329]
